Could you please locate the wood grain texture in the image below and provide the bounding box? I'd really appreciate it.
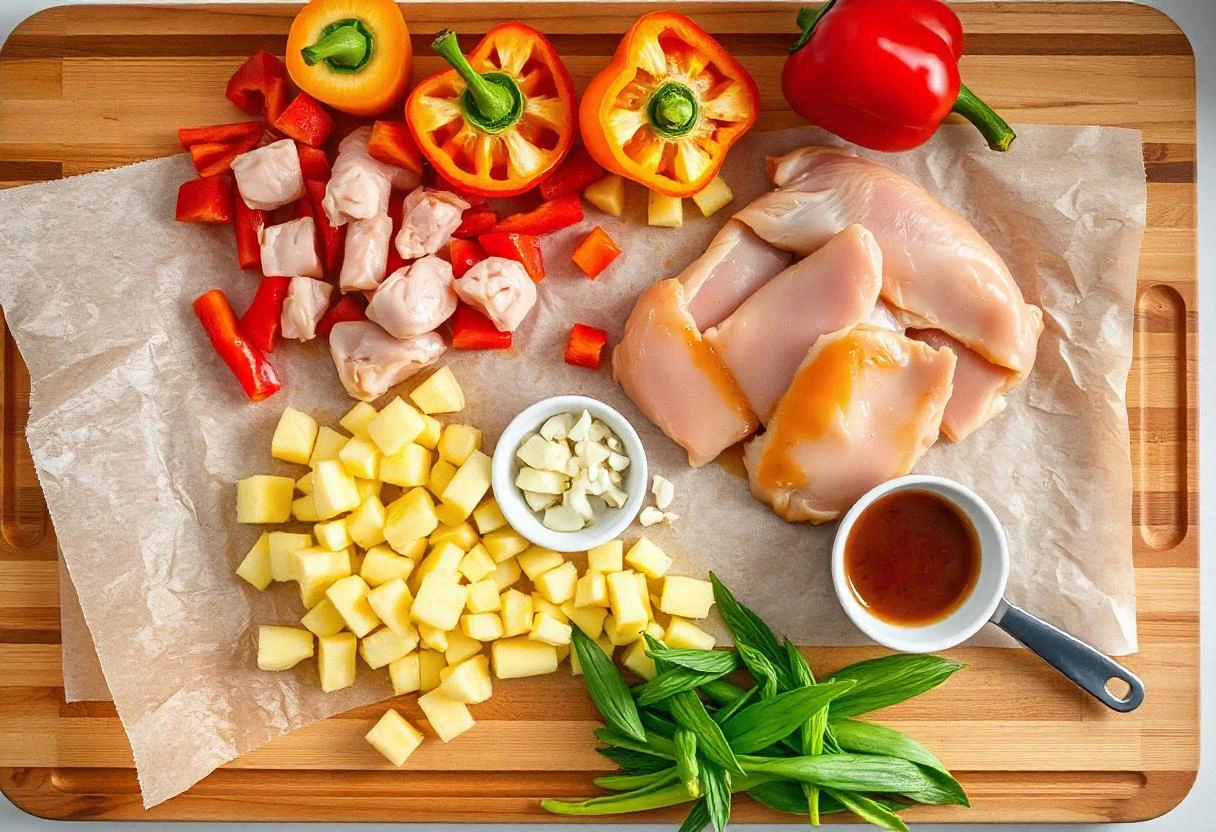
[0,1,1198,824]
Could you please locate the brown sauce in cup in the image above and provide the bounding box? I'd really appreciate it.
[844,490,981,625]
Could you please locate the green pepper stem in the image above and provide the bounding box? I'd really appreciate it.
[432,29,514,124]
[301,21,370,68]
[952,84,1017,151]
[791,1,837,52]
[647,82,699,139]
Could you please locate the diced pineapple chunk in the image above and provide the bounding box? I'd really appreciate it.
[361,626,418,669]
[302,597,346,638]
[438,424,482,466]
[394,536,429,559]
[294,546,353,608]
[429,521,480,551]
[490,557,522,591]
[444,628,483,665]
[438,654,493,704]
[465,579,501,613]
[292,494,322,522]
[309,426,348,468]
[530,612,572,646]
[411,573,467,631]
[384,488,439,551]
[531,594,569,624]
[518,546,564,580]
[271,407,319,465]
[587,540,624,573]
[366,708,424,766]
[326,575,382,637]
[418,649,445,691]
[418,622,450,652]
[368,397,425,456]
[571,633,614,676]
[583,174,625,217]
[366,578,414,636]
[500,588,534,637]
[312,460,362,520]
[340,401,378,438]
[236,532,273,590]
[361,544,415,587]
[574,571,609,608]
[257,625,314,671]
[472,498,507,535]
[318,632,357,691]
[415,413,442,449]
[418,689,475,742]
[237,475,295,524]
[381,443,432,487]
[483,528,530,562]
[491,636,558,679]
[634,571,654,621]
[620,638,657,680]
[314,519,351,551]
[607,570,648,636]
[427,459,457,498]
[648,190,683,228]
[624,537,672,579]
[269,531,312,582]
[665,616,716,650]
[356,478,381,502]
[389,652,421,695]
[462,612,504,642]
[534,561,578,605]
[658,575,715,619]
[410,541,465,593]
[410,366,465,414]
[691,175,734,217]
[604,614,646,646]
[438,450,492,524]
[560,601,608,639]
[339,436,381,480]
[458,544,496,583]
[347,496,387,549]
[296,471,314,495]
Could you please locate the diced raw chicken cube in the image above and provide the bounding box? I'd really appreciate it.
[340,214,393,292]
[260,216,322,278]
[394,188,470,260]
[281,276,333,341]
[231,138,304,210]
[452,257,537,333]
[323,127,420,227]
[329,321,446,402]
[367,255,457,338]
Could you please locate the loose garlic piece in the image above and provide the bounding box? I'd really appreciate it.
[651,475,674,510]
[639,507,666,527]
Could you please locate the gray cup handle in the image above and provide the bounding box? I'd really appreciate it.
[991,599,1145,712]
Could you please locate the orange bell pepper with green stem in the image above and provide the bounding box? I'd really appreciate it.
[579,12,759,198]
[406,24,577,197]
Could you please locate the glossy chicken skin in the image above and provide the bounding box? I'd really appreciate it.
[744,325,955,523]
[677,220,792,330]
[909,328,1017,442]
[453,257,537,332]
[705,225,883,423]
[733,146,1043,375]
[366,255,458,338]
[395,188,470,260]
[323,127,421,226]
[614,278,758,468]
[281,277,332,342]
[340,215,393,292]
[260,216,322,278]
[329,321,446,402]
[231,139,304,210]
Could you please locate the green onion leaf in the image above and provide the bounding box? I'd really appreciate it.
[635,666,736,706]
[824,787,911,832]
[678,797,711,832]
[736,641,782,698]
[572,627,647,742]
[595,726,675,760]
[719,681,856,753]
[711,684,759,724]
[597,745,673,774]
[674,728,701,798]
[647,646,741,675]
[830,718,950,773]
[826,655,965,718]
[709,573,791,686]
[740,753,969,806]
[669,691,743,775]
[593,768,677,791]
[700,761,732,832]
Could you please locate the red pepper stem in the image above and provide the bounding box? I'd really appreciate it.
[953,84,1016,152]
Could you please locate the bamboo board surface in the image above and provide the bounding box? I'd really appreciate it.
[0,1,1199,824]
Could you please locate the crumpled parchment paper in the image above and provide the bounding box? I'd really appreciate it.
[1,124,1144,806]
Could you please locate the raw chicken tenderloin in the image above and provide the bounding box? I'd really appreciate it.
[340,215,393,292]
[366,255,458,337]
[908,328,1018,442]
[231,139,304,210]
[323,127,421,226]
[677,220,792,329]
[453,257,537,332]
[705,225,883,423]
[281,277,333,341]
[614,278,759,468]
[733,146,1043,376]
[260,216,322,278]
[395,188,470,259]
[329,321,446,402]
[744,325,956,523]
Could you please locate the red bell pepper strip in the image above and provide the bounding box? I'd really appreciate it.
[232,196,267,271]
[564,323,608,370]
[538,147,605,200]
[384,191,408,274]
[238,276,291,353]
[478,232,545,282]
[449,238,487,279]
[570,226,621,279]
[296,144,331,181]
[367,121,424,174]
[305,179,345,275]
[450,303,512,350]
[193,289,282,401]
[188,134,260,177]
[176,174,233,223]
[453,207,498,239]
[178,121,262,149]
[493,193,583,235]
[226,50,290,123]
[317,294,368,339]
[782,0,1015,152]
[272,92,337,147]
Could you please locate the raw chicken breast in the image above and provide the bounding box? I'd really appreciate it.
[733,146,1043,375]
[909,328,1017,442]
[329,321,446,402]
[705,225,882,423]
[323,127,421,227]
[281,276,333,342]
[340,214,393,291]
[677,220,792,329]
[744,325,956,523]
[260,216,322,278]
[453,256,537,332]
[614,278,758,467]
[395,188,470,260]
[867,299,904,332]
[231,139,304,210]
[367,255,458,338]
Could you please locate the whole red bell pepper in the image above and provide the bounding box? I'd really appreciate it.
[317,295,368,339]
[449,238,487,279]
[238,276,291,352]
[176,174,233,223]
[538,147,604,200]
[478,232,545,282]
[564,323,608,370]
[493,194,583,235]
[193,289,282,401]
[450,303,512,350]
[273,92,336,147]
[232,196,266,271]
[782,0,1015,152]
[226,50,289,123]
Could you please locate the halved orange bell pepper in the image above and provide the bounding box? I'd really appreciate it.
[406,25,576,197]
[285,0,412,118]
[579,12,759,198]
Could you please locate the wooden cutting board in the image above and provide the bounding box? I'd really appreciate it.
[0,1,1198,823]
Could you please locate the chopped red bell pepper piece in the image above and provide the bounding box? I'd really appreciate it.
[178,121,262,149]
[273,92,336,147]
[449,238,488,279]
[238,276,291,353]
[493,193,584,235]
[451,303,512,350]
[226,50,289,123]
[564,323,609,370]
[539,147,605,200]
[305,179,345,275]
[478,232,545,282]
[193,289,282,401]
[176,174,233,223]
[232,196,266,271]
[453,207,499,239]
[571,226,622,279]
[188,134,260,177]
[296,144,331,181]
[317,295,368,339]
[367,121,424,174]
[384,192,408,274]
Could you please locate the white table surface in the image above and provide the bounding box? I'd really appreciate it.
[0,1,1211,829]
